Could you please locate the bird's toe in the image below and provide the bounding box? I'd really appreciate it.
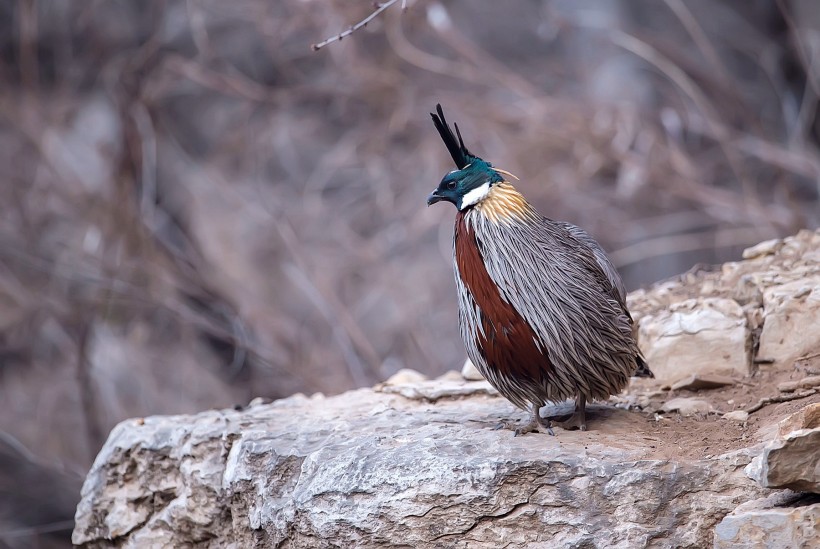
[513,425,538,437]
[551,414,588,431]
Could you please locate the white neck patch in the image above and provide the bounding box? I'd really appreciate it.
[459,182,490,210]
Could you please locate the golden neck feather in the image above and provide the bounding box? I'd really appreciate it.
[473,182,537,224]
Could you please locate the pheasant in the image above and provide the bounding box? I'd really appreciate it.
[426,105,652,436]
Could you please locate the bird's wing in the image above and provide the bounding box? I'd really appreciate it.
[557,221,629,314]
[557,220,652,376]
[472,215,638,394]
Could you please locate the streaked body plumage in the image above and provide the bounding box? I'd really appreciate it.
[427,105,651,435]
[456,182,639,408]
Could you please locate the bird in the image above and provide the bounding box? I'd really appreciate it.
[426,104,653,436]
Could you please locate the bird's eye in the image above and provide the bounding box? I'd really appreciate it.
[447,180,456,190]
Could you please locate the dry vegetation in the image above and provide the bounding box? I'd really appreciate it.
[1,0,819,545]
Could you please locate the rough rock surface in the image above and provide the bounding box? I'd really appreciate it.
[629,229,820,383]
[746,403,820,493]
[749,429,820,492]
[714,496,820,549]
[73,231,820,548]
[74,379,770,548]
[638,297,748,380]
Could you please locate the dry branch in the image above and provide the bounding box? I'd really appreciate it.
[312,0,407,51]
[745,389,818,415]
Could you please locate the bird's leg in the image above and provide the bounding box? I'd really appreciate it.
[550,394,588,431]
[494,403,555,437]
[532,403,556,436]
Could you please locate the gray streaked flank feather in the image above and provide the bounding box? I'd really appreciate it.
[558,221,627,307]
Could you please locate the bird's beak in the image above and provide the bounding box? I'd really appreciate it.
[427,191,443,206]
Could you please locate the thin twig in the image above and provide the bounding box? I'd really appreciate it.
[745,389,817,415]
[312,0,401,51]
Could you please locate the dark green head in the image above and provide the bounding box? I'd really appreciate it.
[427,159,503,210]
[426,104,502,211]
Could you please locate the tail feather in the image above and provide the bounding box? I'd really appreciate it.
[633,354,654,378]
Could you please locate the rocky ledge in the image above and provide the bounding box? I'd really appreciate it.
[73,231,820,548]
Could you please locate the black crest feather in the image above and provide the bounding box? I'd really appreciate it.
[431,104,473,169]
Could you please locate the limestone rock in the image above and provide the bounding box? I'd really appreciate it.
[382,368,428,385]
[777,403,820,436]
[631,229,820,373]
[794,352,820,375]
[758,279,820,365]
[777,375,820,393]
[773,430,820,492]
[723,410,749,422]
[376,372,498,401]
[461,358,484,381]
[746,423,820,493]
[638,298,748,382]
[714,498,819,549]
[661,397,711,416]
[73,383,768,548]
[741,238,783,260]
[670,373,735,391]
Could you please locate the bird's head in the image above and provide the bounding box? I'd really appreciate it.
[426,105,505,211]
[427,159,503,211]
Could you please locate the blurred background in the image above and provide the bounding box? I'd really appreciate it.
[1,0,820,546]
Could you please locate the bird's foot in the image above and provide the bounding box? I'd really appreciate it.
[493,414,555,437]
[513,417,541,437]
[493,420,535,435]
[550,412,587,431]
